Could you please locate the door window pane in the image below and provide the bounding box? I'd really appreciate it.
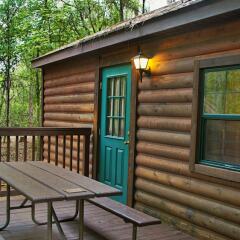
[107,78,114,96]
[106,75,126,137]
[107,117,113,135]
[119,119,125,137]
[114,77,121,96]
[113,118,119,136]
[121,78,126,97]
[120,99,125,117]
[114,98,120,117]
[108,98,113,116]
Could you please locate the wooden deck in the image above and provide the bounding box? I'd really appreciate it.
[0,197,195,240]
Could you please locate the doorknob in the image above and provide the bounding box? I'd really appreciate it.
[124,140,130,145]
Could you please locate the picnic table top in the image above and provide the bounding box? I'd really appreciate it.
[0,161,121,203]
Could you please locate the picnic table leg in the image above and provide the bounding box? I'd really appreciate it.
[132,224,137,240]
[0,184,10,231]
[32,201,79,225]
[48,202,53,240]
[78,199,84,240]
[51,205,67,240]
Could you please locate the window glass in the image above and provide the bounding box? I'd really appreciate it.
[200,65,240,171]
[204,68,240,114]
[204,120,240,167]
[204,93,224,114]
[227,69,240,91]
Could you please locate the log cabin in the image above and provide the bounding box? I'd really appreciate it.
[32,0,240,239]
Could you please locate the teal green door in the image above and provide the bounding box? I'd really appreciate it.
[98,65,131,204]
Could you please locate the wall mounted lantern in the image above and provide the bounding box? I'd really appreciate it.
[133,49,150,81]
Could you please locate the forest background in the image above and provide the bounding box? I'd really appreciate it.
[0,0,166,127]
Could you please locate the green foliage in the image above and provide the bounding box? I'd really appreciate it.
[0,0,141,127]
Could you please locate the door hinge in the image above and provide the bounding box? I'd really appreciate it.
[99,82,102,90]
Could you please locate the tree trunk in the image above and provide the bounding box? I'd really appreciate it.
[142,0,146,13]
[34,49,41,127]
[6,59,10,127]
[119,0,124,21]
[6,2,10,128]
[29,78,33,127]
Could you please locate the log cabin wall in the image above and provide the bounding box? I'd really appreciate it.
[41,17,240,240]
[134,18,240,240]
[42,56,97,175]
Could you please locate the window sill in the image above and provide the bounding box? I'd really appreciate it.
[191,163,240,183]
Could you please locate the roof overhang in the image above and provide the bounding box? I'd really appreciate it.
[32,0,240,68]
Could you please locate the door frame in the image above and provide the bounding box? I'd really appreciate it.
[93,59,138,207]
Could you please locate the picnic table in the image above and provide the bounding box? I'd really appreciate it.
[0,161,121,240]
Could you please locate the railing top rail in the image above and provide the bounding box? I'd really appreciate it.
[0,127,92,136]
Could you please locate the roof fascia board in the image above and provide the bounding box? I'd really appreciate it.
[32,0,240,68]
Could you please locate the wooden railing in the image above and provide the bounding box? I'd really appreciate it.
[0,127,91,194]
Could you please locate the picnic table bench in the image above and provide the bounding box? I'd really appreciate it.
[88,197,161,240]
[0,161,121,240]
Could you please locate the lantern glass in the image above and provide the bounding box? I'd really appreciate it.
[133,54,149,70]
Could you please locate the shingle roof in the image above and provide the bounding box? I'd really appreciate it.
[39,0,202,58]
[32,0,240,67]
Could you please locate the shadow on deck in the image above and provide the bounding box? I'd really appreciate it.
[0,198,195,240]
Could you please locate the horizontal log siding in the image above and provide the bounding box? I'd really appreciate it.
[135,19,240,240]
[40,18,240,240]
[43,57,96,175]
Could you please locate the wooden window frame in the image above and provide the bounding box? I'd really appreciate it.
[190,54,240,183]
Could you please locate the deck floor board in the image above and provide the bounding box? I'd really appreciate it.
[0,198,195,240]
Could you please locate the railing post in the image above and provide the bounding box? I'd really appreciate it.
[55,136,58,166]
[15,136,19,162]
[7,136,10,162]
[63,135,66,168]
[48,136,51,163]
[24,136,27,162]
[83,133,90,177]
[32,136,35,161]
[77,135,80,173]
[40,135,44,161]
[70,135,73,171]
